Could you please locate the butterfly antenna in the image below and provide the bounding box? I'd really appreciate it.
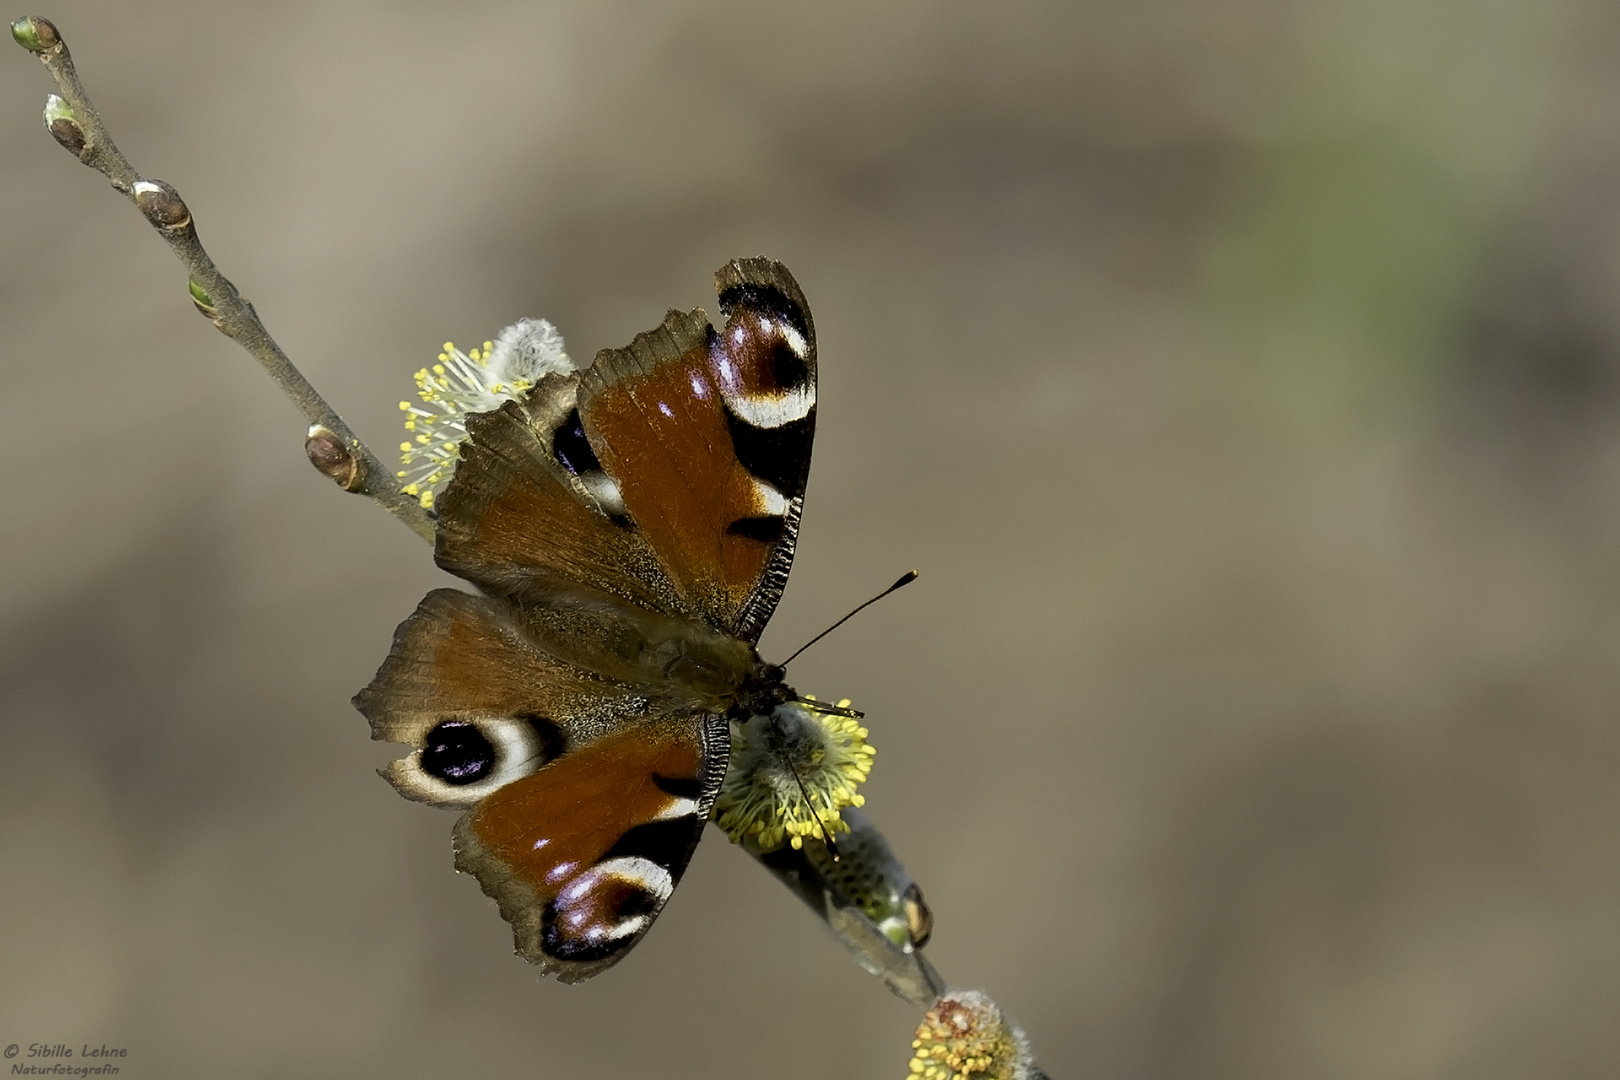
[779,570,919,669]
[772,711,842,861]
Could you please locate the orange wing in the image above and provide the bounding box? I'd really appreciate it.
[434,372,695,620]
[454,718,723,982]
[354,588,727,981]
[579,259,817,641]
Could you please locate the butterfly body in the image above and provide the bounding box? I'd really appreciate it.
[356,259,817,981]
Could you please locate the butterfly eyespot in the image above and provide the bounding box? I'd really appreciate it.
[382,712,554,808]
[615,888,660,919]
[538,856,675,964]
[711,307,814,429]
[421,720,495,785]
[721,316,810,395]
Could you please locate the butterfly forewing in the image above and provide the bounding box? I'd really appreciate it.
[453,713,727,982]
[579,258,816,642]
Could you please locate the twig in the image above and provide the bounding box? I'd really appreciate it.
[11,15,436,544]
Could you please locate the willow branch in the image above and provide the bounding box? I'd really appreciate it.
[11,15,435,544]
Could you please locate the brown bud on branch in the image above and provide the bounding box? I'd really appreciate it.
[42,95,86,158]
[133,179,193,232]
[306,426,366,492]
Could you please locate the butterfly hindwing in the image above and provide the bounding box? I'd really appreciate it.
[453,712,727,982]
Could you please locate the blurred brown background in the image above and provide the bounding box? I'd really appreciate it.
[5,2,1620,1077]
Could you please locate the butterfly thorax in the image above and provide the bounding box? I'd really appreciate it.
[625,629,796,723]
[729,660,797,723]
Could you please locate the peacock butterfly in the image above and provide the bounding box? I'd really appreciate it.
[355,258,821,982]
